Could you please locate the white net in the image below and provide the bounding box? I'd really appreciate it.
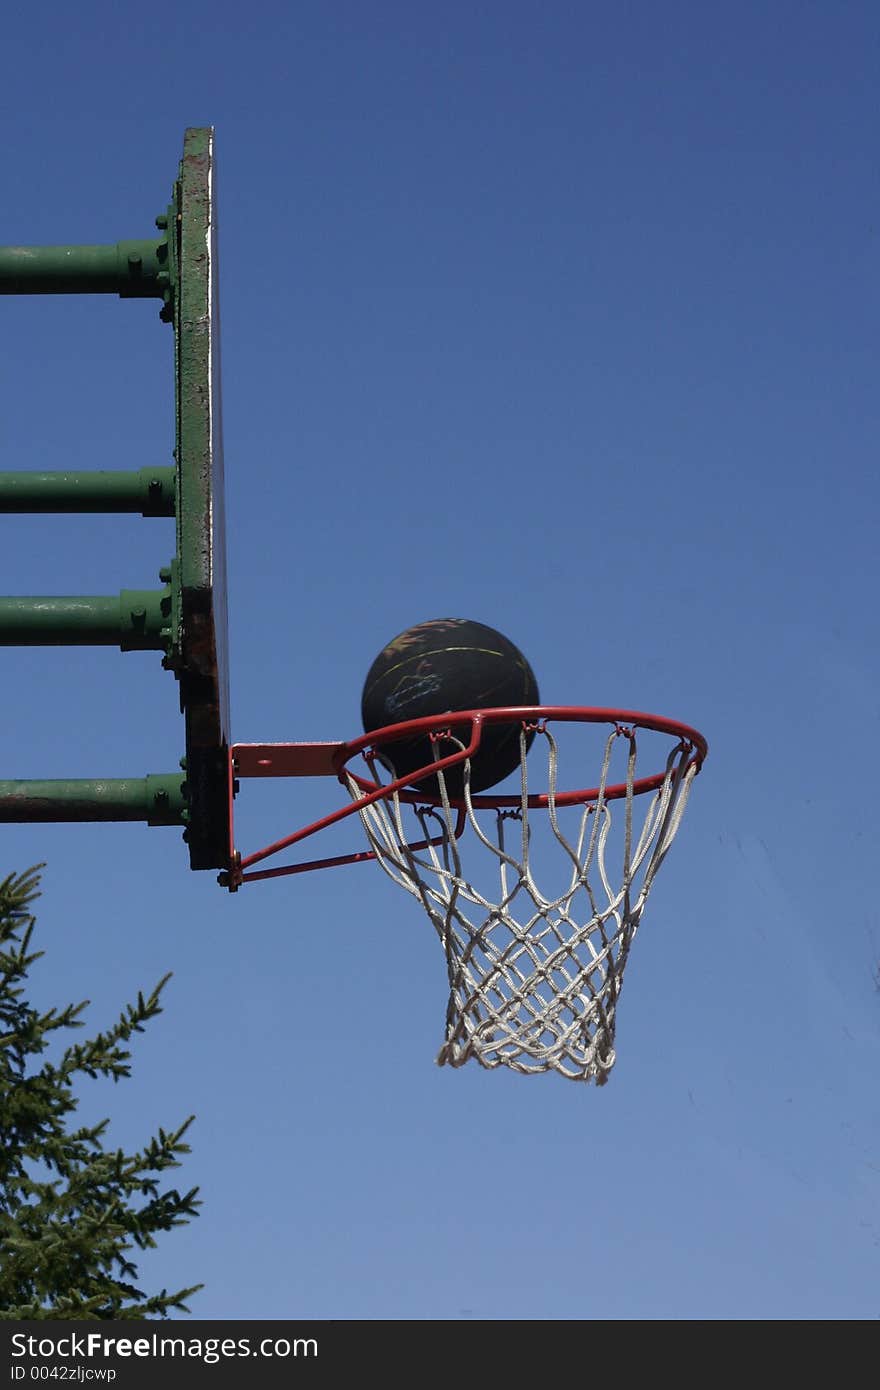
[345,720,698,1085]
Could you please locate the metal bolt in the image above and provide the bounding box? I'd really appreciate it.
[158,565,172,583]
[155,214,168,229]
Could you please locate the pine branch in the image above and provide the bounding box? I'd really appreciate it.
[0,866,202,1319]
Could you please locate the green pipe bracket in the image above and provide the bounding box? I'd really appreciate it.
[0,467,176,516]
[0,237,171,305]
[0,576,178,653]
[0,773,189,827]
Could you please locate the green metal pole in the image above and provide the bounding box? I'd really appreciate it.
[0,589,173,650]
[0,240,169,298]
[0,468,176,516]
[0,774,188,825]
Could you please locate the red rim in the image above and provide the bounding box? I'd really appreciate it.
[340,705,707,810]
[221,706,707,888]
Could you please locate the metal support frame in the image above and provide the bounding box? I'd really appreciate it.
[0,130,229,851]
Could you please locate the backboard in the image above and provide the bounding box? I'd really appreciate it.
[172,128,231,870]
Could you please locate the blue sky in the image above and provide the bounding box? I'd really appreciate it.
[3,2,879,1319]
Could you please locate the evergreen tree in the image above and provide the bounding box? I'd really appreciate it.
[0,866,202,1319]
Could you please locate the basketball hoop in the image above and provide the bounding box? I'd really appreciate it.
[222,707,707,1086]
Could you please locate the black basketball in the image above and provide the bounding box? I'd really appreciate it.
[361,618,540,795]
